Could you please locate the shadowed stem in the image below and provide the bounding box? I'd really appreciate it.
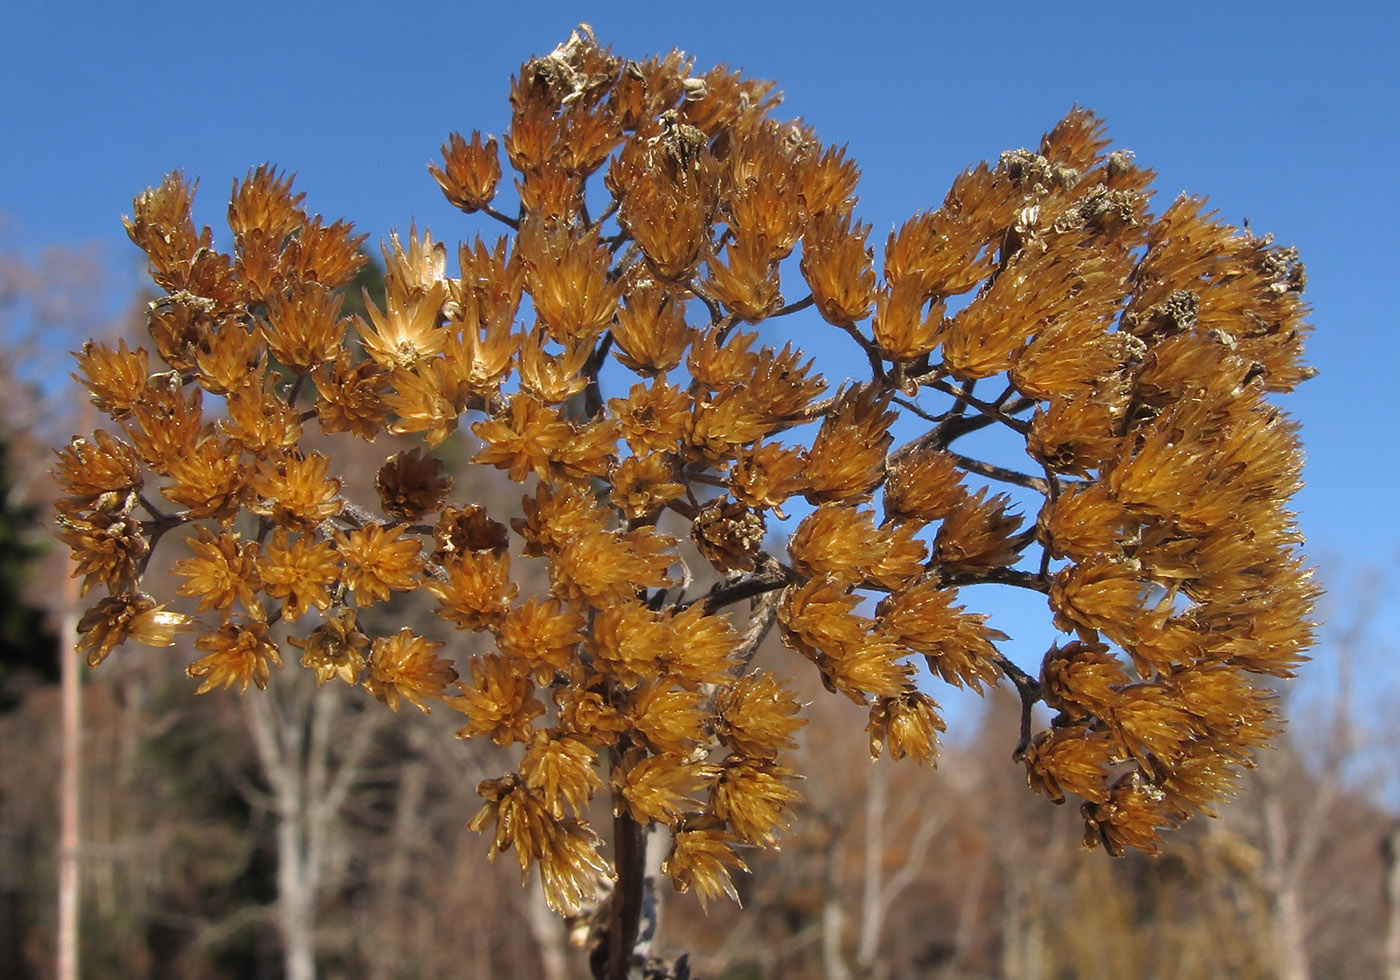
[481,204,520,230]
[838,321,886,381]
[947,451,1050,493]
[583,332,616,420]
[685,277,726,327]
[602,748,647,980]
[770,293,815,317]
[922,377,1033,434]
[693,559,798,615]
[286,371,307,406]
[992,652,1043,760]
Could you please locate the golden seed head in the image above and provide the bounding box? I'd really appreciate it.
[59,34,1317,904]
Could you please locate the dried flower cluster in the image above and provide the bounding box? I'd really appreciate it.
[56,24,1314,940]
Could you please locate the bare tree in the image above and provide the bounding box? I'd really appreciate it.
[241,671,384,980]
[1251,597,1367,980]
[852,758,947,977]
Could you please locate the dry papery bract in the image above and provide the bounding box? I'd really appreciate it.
[59,24,1315,932]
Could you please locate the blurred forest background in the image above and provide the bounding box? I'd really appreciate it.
[2,237,1397,980]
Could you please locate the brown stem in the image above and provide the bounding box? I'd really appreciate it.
[678,465,729,490]
[992,652,1043,761]
[583,332,616,420]
[947,452,1050,493]
[481,204,520,230]
[286,371,307,406]
[591,196,620,232]
[691,559,798,615]
[609,241,640,275]
[891,394,940,424]
[771,293,815,318]
[1038,461,1063,580]
[662,495,700,523]
[137,491,175,522]
[838,321,886,381]
[794,392,842,421]
[685,277,725,325]
[922,377,1032,434]
[137,509,187,576]
[730,587,782,676]
[885,401,999,459]
[942,566,1049,593]
[603,766,647,980]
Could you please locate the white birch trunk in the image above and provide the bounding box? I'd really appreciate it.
[822,828,853,980]
[1261,787,1312,980]
[855,759,944,978]
[855,759,886,974]
[822,895,853,980]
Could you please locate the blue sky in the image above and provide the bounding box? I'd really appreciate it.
[5,1,1397,670]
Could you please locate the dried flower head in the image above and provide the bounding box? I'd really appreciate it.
[58,32,1315,969]
[172,527,261,621]
[375,448,453,521]
[430,131,503,213]
[365,628,458,713]
[188,619,282,694]
[289,607,372,687]
[75,593,192,668]
[333,522,423,607]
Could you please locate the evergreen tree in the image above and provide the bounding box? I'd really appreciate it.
[0,438,57,709]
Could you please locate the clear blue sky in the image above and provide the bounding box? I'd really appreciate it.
[5,1,1397,660]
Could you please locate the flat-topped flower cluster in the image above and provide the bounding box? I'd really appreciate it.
[54,26,1315,919]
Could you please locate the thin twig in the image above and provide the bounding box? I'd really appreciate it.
[583,332,615,420]
[949,376,975,421]
[795,392,842,421]
[286,372,307,407]
[336,500,376,529]
[608,241,639,277]
[947,452,1050,493]
[481,204,520,230]
[137,492,174,522]
[886,427,941,466]
[886,411,1000,461]
[991,651,1042,761]
[603,751,647,980]
[729,586,782,676]
[770,293,815,318]
[679,466,729,490]
[591,196,620,231]
[941,567,1049,593]
[685,277,725,325]
[838,321,886,381]
[135,511,186,578]
[891,395,941,424]
[1038,461,1063,580]
[690,560,798,615]
[923,377,1031,434]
